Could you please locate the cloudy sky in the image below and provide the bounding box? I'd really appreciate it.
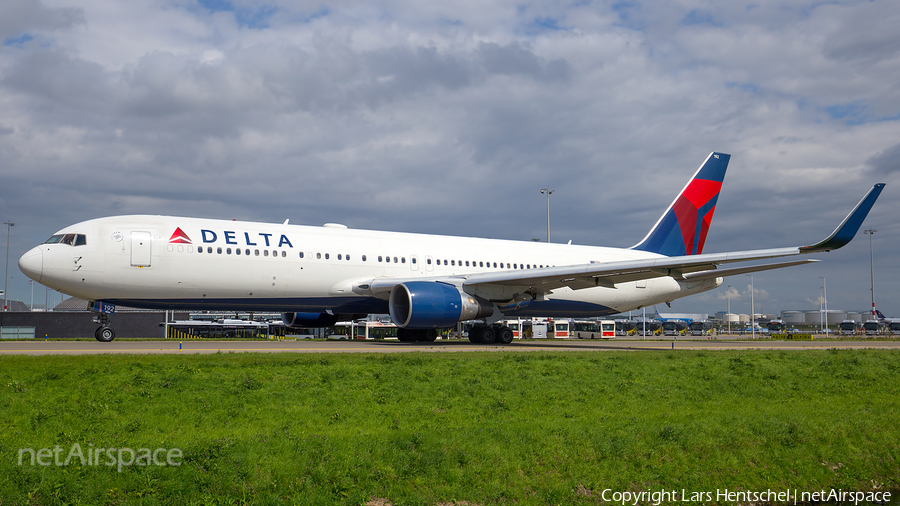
[1,0,898,317]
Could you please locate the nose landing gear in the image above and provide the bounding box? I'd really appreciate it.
[90,305,116,342]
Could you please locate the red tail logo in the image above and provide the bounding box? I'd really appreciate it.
[169,227,192,244]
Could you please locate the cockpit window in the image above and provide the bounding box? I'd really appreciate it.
[44,234,86,246]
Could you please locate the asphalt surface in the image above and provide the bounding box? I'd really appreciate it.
[1,338,899,355]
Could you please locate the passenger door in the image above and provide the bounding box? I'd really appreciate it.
[131,231,152,267]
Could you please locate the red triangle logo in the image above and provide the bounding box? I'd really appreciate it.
[169,227,192,244]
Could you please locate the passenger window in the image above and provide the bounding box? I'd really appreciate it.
[299,252,304,258]
[317,253,322,259]
[451,260,455,266]
[338,254,342,260]
[362,255,367,261]
[281,251,286,257]
[255,250,259,256]
[236,249,241,255]
[325,253,330,260]
[264,250,269,257]
[227,248,232,255]
[217,247,223,254]
[246,249,250,256]
[401,257,406,264]
[378,256,383,262]
[393,257,398,263]
[346,255,350,261]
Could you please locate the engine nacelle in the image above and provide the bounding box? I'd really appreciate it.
[282,312,340,328]
[389,281,494,329]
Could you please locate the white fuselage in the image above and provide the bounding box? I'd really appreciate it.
[19,215,721,318]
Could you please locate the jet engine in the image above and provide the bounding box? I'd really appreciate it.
[281,312,340,328]
[389,281,493,329]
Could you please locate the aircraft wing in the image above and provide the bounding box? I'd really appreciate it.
[362,183,884,299]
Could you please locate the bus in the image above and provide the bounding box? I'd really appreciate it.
[553,321,569,338]
[690,321,711,336]
[571,320,599,339]
[616,320,636,336]
[767,320,785,333]
[839,320,858,336]
[662,321,687,336]
[863,321,880,336]
[634,320,660,336]
[571,320,616,339]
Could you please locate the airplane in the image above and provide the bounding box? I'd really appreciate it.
[18,152,885,343]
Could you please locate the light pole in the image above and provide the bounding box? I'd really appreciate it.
[747,275,755,339]
[727,284,731,335]
[540,187,554,243]
[864,229,876,319]
[823,277,828,333]
[4,221,13,311]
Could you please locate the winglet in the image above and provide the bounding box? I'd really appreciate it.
[800,183,886,253]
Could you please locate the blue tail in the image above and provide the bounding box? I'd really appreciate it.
[632,152,730,256]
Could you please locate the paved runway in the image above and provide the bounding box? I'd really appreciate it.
[1,338,899,355]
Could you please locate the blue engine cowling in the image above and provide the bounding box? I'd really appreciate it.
[389,281,493,329]
[282,312,340,328]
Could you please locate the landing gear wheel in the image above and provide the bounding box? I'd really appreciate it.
[480,327,497,344]
[95,326,116,342]
[397,328,415,342]
[421,329,438,342]
[498,326,514,344]
[468,326,483,344]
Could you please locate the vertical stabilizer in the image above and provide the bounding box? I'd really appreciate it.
[632,152,730,256]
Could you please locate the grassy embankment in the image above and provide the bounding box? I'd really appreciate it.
[1,349,898,505]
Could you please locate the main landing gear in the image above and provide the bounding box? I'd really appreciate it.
[468,324,514,345]
[92,313,116,342]
[396,328,439,342]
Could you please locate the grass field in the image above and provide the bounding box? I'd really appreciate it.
[1,349,898,505]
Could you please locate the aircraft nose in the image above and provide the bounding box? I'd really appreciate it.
[18,247,43,283]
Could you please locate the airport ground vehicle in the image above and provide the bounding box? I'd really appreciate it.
[840,320,859,335]
[690,321,712,336]
[863,321,880,336]
[571,320,616,339]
